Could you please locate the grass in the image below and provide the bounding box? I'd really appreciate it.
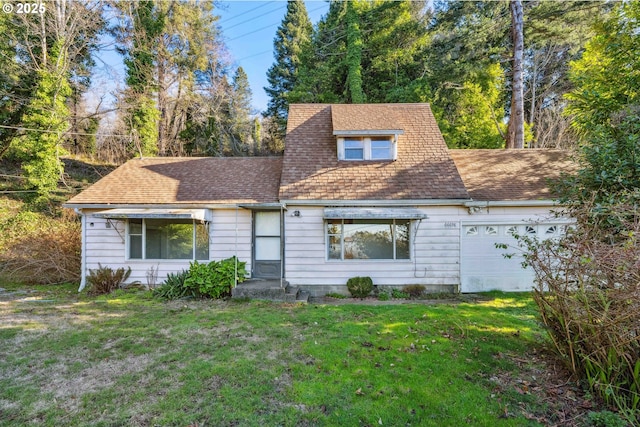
[0,285,565,426]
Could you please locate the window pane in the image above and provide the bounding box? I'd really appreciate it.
[371,138,392,159]
[195,223,209,260]
[344,220,394,259]
[256,237,281,261]
[145,219,193,259]
[129,218,142,235]
[328,234,341,259]
[344,139,364,160]
[255,211,280,236]
[130,235,142,259]
[327,220,342,235]
[395,220,410,259]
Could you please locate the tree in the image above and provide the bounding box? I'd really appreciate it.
[115,0,230,157]
[11,44,70,194]
[506,0,524,149]
[561,1,640,208]
[291,0,429,105]
[264,0,312,144]
[4,0,103,192]
[225,67,253,155]
[345,1,365,103]
[440,63,506,149]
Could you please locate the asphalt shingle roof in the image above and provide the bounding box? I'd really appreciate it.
[279,103,470,201]
[65,157,283,206]
[449,149,576,201]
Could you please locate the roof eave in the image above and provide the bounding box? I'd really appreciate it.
[280,198,472,207]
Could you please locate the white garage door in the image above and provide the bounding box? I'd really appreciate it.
[460,223,562,293]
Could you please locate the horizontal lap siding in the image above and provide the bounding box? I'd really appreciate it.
[210,209,252,274]
[83,209,252,285]
[284,206,462,288]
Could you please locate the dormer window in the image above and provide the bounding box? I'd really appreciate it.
[371,138,392,160]
[344,139,365,160]
[337,136,397,161]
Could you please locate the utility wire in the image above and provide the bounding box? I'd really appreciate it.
[222,4,287,32]
[0,124,129,139]
[219,2,273,24]
[228,4,327,42]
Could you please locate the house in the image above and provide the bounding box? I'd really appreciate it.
[64,103,575,295]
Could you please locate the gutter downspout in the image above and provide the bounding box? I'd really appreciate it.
[77,210,87,292]
[280,204,284,289]
[234,206,238,289]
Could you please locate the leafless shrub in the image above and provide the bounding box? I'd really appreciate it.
[0,209,81,285]
[518,202,640,422]
[86,264,132,296]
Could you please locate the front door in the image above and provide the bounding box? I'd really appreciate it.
[252,211,282,279]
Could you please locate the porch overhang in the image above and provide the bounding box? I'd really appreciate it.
[237,203,286,211]
[91,208,207,221]
[323,207,427,220]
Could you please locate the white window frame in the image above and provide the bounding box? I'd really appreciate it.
[337,136,397,161]
[127,218,209,261]
[326,218,411,261]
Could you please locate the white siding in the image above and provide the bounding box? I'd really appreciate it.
[284,204,561,294]
[82,209,252,287]
[284,206,462,290]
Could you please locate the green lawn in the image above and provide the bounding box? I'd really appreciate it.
[0,285,564,426]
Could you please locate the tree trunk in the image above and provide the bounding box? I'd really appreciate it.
[507,0,525,149]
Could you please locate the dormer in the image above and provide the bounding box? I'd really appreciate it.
[331,104,404,161]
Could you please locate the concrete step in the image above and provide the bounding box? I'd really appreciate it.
[230,279,309,303]
[232,279,309,302]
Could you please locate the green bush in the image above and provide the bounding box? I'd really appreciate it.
[152,270,190,300]
[153,257,247,300]
[346,276,373,298]
[86,264,132,296]
[391,289,410,299]
[586,410,627,427]
[402,284,425,298]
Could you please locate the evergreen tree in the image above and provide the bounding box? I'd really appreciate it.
[561,1,640,208]
[345,1,365,103]
[264,0,312,144]
[291,0,429,105]
[226,67,253,155]
[11,42,70,195]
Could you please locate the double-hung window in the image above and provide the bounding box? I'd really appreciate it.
[128,218,209,260]
[370,138,392,160]
[344,139,365,160]
[338,137,395,161]
[327,219,410,260]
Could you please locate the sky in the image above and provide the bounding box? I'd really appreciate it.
[217,1,329,113]
[89,1,329,117]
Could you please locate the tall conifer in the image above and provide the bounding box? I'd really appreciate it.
[264,0,312,143]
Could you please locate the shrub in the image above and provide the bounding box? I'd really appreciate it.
[515,200,640,423]
[346,276,373,298]
[402,284,425,298]
[325,292,347,299]
[391,289,410,299]
[153,257,247,300]
[152,270,190,300]
[377,291,390,301]
[86,264,132,296]
[0,208,80,284]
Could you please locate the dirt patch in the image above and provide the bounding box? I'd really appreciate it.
[489,348,600,426]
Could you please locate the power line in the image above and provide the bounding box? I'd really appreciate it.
[222,4,287,32]
[218,2,273,24]
[237,49,272,62]
[0,124,129,139]
[228,4,327,42]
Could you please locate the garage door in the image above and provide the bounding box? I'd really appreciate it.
[460,223,562,293]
